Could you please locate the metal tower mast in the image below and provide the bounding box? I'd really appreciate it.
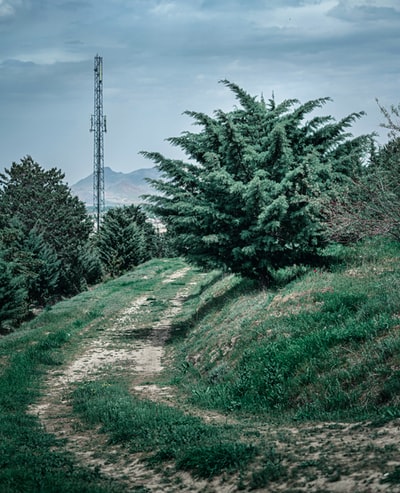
[90,54,107,230]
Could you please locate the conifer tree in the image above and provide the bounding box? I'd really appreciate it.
[143,81,370,284]
[0,239,27,331]
[0,156,93,296]
[96,205,157,277]
[21,229,61,305]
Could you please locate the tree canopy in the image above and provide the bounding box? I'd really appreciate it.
[0,156,97,318]
[96,204,159,277]
[143,81,370,284]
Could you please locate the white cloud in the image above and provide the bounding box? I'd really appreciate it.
[148,0,209,21]
[329,0,400,22]
[14,49,88,65]
[0,0,16,17]
[343,0,399,9]
[149,1,177,16]
[250,1,350,37]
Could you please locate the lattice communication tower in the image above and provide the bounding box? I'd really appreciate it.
[90,54,107,230]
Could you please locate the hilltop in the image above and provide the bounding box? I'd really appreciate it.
[0,238,399,492]
[71,166,160,206]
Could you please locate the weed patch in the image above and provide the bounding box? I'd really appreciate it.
[176,442,256,479]
[171,237,400,421]
[381,466,400,484]
[249,446,287,490]
[72,379,258,478]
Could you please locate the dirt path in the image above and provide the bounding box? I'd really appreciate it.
[28,266,400,493]
[29,267,224,492]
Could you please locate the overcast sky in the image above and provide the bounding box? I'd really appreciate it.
[0,0,399,185]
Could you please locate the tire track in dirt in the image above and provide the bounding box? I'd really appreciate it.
[28,267,232,493]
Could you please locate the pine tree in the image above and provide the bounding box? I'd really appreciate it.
[21,229,61,305]
[143,80,370,284]
[0,244,27,332]
[96,205,157,277]
[0,156,93,297]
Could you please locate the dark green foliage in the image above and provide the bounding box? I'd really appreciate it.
[20,228,61,305]
[96,204,158,276]
[0,157,100,328]
[176,442,256,479]
[0,156,94,299]
[0,248,27,332]
[152,227,179,258]
[78,243,104,286]
[143,80,369,283]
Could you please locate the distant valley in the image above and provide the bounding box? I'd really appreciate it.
[71,166,160,207]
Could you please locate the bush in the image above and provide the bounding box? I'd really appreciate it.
[143,80,370,284]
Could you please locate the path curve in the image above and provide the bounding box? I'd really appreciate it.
[29,267,233,493]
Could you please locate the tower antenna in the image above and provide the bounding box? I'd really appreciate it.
[90,54,107,230]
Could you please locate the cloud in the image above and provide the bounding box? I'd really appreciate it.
[0,1,14,17]
[250,1,349,37]
[0,0,399,183]
[149,1,180,16]
[329,1,400,22]
[0,0,25,13]
[0,58,90,104]
[14,49,88,65]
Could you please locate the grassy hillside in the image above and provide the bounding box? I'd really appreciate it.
[169,237,400,422]
[1,238,399,491]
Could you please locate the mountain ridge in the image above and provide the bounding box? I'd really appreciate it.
[71,166,160,206]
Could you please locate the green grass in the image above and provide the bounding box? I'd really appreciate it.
[170,237,400,421]
[248,446,287,490]
[0,257,196,492]
[72,379,257,479]
[2,239,400,491]
[0,328,123,492]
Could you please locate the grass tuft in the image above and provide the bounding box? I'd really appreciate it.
[72,379,258,478]
[249,447,287,489]
[176,442,257,479]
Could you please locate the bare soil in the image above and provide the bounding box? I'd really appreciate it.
[29,267,400,492]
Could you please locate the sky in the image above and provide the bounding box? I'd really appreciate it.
[0,0,399,185]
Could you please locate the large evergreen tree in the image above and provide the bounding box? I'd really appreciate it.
[0,156,94,298]
[96,205,158,277]
[143,81,370,284]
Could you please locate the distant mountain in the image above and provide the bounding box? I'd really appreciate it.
[71,167,160,207]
